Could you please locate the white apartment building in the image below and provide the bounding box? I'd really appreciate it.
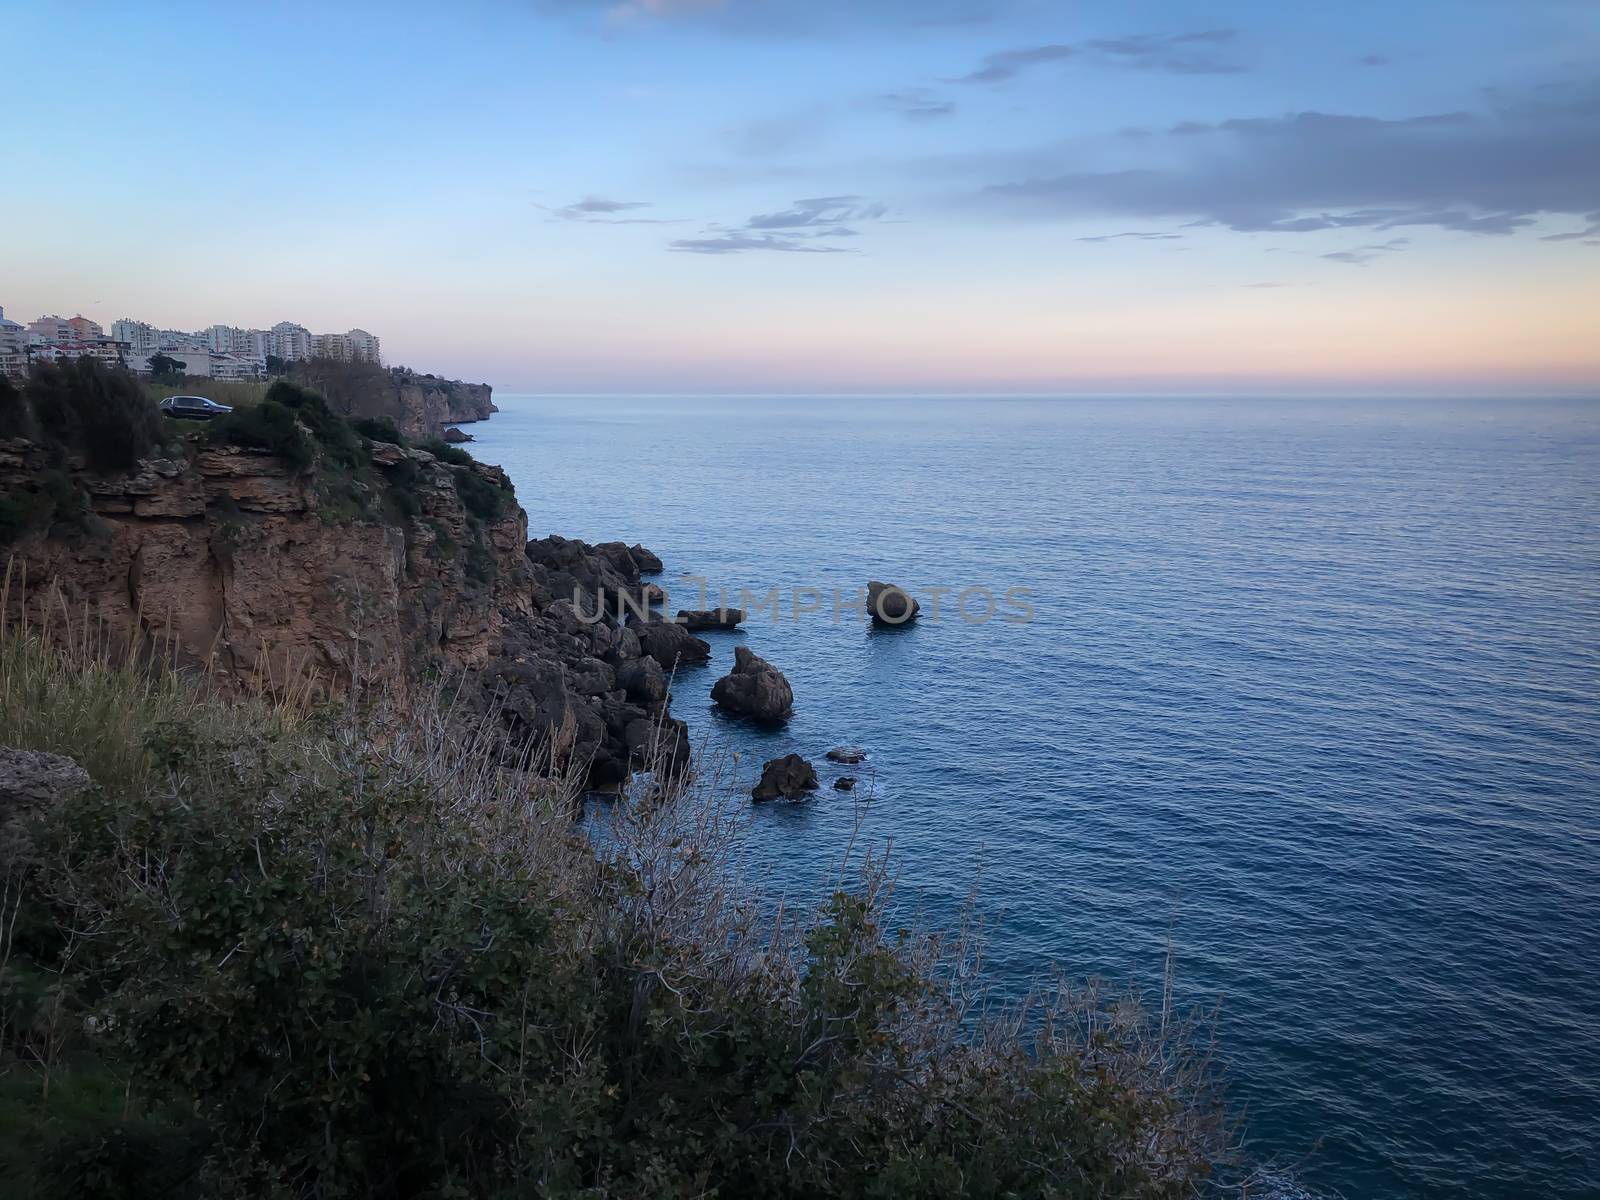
[310,328,382,364]
[206,324,268,359]
[268,321,315,361]
[130,348,263,380]
[111,318,161,357]
[0,306,28,378]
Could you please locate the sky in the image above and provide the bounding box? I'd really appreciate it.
[2,0,1597,393]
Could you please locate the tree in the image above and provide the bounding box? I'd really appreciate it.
[147,353,187,380]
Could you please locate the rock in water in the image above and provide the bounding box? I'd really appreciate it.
[826,746,866,764]
[867,580,920,625]
[633,618,712,669]
[833,776,857,791]
[752,753,819,801]
[441,426,473,443]
[630,544,664,574]
[711,645,794,721]
[678,608,745,631]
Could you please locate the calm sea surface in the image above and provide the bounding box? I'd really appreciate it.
[467,394,1600,1199]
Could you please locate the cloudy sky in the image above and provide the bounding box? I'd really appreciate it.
[3,0,1597,392]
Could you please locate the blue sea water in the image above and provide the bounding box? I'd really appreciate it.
[466,394,1600,1200]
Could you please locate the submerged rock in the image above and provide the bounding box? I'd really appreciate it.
[833,776,857,792]
[711,645,793,721]
[678,607,744,631]
[752,753,819,802]
[825,746,867,765]
[867,580,920,625]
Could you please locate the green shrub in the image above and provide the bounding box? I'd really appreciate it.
[0,468,89,545]
[19,359,164,473]
[264,380,365,471]
[351,416,405,445]
[420,437,473,467]
[0,373,32,438]
[2,625,1230,1199]
[451,465,505,523]
[206,400,313,470]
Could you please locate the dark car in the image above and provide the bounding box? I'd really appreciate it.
[159,395,233,420]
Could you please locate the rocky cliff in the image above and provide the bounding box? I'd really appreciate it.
[290,360,497,441]
[1,433,680,789]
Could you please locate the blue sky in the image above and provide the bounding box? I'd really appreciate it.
[2,0,1596,391]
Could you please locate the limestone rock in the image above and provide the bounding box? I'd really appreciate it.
[0,747,91,812]
[752,753,819,802]
[678,608,744,631]
[711,645,793,722]
[867,580,920,625]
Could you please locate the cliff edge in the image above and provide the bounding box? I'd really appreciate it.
[289,359,497,441]
[1,394,676,789]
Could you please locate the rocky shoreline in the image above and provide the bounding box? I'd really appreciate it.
[1,378,916,802]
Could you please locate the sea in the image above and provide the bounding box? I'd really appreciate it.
[465,393,1600,1200]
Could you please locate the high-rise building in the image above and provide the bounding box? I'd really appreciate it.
[0,306,28,378]
[111,319,161,356]
[268,321,315,361]
[311,328,382,364]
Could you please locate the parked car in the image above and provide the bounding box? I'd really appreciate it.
[159,395,233,420]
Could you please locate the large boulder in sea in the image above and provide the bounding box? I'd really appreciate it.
[441,426,473,443]
[632,617,712,670]
[867,580,920,625]
[630,544,664,574]
[678,607,744,631]
[711,645,793,722]
[752,753,819,802]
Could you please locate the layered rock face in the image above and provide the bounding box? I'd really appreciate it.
[1,437,679,789]
[291,360,497,441]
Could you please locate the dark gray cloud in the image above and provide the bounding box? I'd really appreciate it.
[538,196,681,224]
[983,82,1600,238]
[876,88,957,121]
[669,194,889,254]
[954,30,1242,84]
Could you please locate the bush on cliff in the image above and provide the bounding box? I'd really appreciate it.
[14,359,164,474]
[206,399,314,470]
[0,616,1232,1199]
[0,375,29,439]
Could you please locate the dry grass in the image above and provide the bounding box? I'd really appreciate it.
[0,576,1243,1196]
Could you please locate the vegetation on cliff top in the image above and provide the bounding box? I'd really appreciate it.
[0,600,1233,1199]
[0,361,512,586]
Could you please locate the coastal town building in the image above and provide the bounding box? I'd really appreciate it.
[28,314,103,343]
[0,306,29,378]
[4,305,383,378]
[128,347,263,379]
[268,321,315,361]
[310,328,382,363]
